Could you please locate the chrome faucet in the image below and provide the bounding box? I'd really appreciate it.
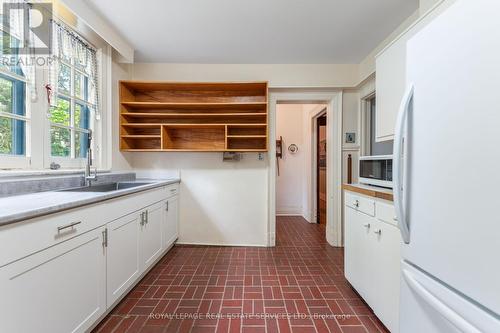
[84,129,98,186]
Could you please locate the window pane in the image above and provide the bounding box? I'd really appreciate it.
[0,35,24,76]
[49,97,70,126]
[74,71,88,100]
[0,116,25,155]
[58,63,71,94]
[74,103,89,129]
[50,126,71,157]
[75,131,88,158]
[0,77,13,113]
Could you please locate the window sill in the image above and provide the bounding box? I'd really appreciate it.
[0,169,112,178]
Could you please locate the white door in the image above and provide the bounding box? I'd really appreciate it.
[140,202,164,270]
[0,227,106,333]
[107,213,141,306]
[397,0,500,317]
[400,262,500,333]
[163,196,179,249]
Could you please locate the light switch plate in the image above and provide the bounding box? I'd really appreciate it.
[345,132,356,143]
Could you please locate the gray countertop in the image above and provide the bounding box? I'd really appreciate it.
[0,178,180,227]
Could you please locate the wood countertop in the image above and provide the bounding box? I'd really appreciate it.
[342,183,393,202]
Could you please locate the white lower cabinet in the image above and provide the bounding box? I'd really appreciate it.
[371,219,401,332]
[140,201,164,269]
[0,227,106,333]
[106,213,141,306]
[0,184,180,333]
[344,191,401,333]
[163,195,179,249]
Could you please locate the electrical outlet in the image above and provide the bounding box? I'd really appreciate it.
[258,153,264,160]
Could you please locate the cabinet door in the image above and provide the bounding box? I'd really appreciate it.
[0,227,106,333]
[107,213,141,306]
[163,196,179,249]
[371,220,402,333]
[140,202,164,270]
[375,36,408,142]
[344,206,374,302]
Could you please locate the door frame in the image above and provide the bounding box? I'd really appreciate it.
[309,106,328,223]
[268,90,343,247]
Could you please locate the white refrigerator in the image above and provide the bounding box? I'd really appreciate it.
[393,0,500,332]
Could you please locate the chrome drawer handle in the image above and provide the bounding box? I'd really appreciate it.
[354,200,360,208]
[374,229,382,235]
[57,221,81,232]
[170,188,177,192]
[363,223,370,228]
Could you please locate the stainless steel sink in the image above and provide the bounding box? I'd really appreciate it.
[58,182,151,192]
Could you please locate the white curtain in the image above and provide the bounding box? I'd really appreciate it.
[48,21,99,118]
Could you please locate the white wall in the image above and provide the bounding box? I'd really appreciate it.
[342,91,361,184]
[132,153,269,246]
[110,52,133,170]
[131,63,359,88]
[276,104,305,216]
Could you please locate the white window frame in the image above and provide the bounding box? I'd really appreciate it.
[0,64,32,170]
[0,33,105,172]
[46,54,95,169]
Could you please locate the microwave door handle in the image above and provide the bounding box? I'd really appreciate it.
[393,84,413,244]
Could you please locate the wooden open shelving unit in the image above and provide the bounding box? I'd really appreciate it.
[119,81,268,152]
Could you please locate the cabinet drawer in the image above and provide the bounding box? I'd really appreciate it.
[166,183,179,198]
[376,201,397,226]
[0,203,107,267]
[345,192,375,217]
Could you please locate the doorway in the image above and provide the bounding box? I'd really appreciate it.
[269,91,343,248]
[316,114,327,224]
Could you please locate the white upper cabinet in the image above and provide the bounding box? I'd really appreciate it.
[375,0,455,142]
[376,37,408,142]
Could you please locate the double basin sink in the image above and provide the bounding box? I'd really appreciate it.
[58,182,152,193]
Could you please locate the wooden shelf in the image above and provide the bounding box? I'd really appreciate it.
[226,135,267,138]
[119,81,268,152]
[121,113,265,117]
[121,101,267,110]
[120,135,161,138]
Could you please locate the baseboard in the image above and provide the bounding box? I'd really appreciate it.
[176,241,268,247]
[276,213,303,217]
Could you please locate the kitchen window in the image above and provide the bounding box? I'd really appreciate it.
[0,7,103,171]
[362,95,393,156]
[0,20,29,167]
[48,22,98,167]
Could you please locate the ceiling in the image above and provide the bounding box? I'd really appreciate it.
[86,0,418,64]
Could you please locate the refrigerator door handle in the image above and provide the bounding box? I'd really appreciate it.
[403,269,482,333]
[393,84,413,244]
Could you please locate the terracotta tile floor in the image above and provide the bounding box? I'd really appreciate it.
[93,216,389,333]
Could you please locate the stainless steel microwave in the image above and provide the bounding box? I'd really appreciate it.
[359,155,393,188]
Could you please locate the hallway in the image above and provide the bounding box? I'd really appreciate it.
[93,216,388,333]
